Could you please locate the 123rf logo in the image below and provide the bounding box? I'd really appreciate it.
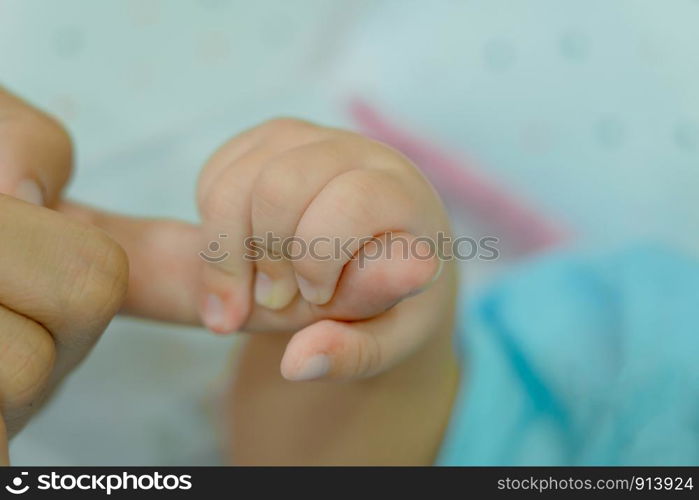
[5,471,192,495]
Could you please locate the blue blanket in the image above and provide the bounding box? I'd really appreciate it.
[437,245,699,465]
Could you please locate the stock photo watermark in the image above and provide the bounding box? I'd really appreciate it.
[200,232,499,266]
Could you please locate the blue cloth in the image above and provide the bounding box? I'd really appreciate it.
[437,245,699,465]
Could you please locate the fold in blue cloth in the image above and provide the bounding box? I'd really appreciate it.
[437,245,699,465]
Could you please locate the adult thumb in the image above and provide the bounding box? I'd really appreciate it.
[0,87,72,206]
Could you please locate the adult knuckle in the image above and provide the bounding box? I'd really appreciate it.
[0,327,55,408]
[62,228,129,322]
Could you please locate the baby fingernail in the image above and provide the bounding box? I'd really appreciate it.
[430,258,445,285]
[202,293,230,334]
[296,274,319,303]
[296,274,331,305]
[403,259,446,301]
[255,272,297,310]
[15,179,44,206]
[254,272,273,305]
[287,354,330,381]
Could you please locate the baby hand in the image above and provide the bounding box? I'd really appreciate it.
[197,119,456,381]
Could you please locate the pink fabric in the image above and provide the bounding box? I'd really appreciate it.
[349,99,570,255]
